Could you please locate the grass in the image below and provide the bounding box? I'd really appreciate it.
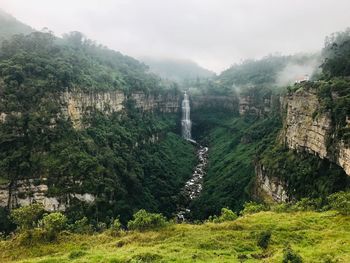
[0,211,349,262]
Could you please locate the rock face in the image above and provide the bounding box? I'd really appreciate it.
[238,95,272,116]
[284,87,350,176]
[0,89,182,210]
[255,164,288,203]
[61,90,126,129]
[130,92,180,113]
[0,178,95,211]
[61,90,181,128]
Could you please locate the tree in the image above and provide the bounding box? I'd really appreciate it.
[328,191,350,215]
[10,203,44,230]
[127,209,167,231]
[40,212,67,233]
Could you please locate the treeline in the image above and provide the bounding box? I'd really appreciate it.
[0,31,196,233]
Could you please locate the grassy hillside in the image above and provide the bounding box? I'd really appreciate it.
[0,211,349,262]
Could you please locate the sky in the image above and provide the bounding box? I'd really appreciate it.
[0,0,349,73]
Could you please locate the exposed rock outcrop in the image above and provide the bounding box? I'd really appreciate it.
[284,87,350,176]
[0,178,95,211]
[61,90,125,129]
[61,90,181,129]
[238,95,272,116]
[255,164,288,203]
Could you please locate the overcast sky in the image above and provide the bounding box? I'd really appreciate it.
[0,0,349,72]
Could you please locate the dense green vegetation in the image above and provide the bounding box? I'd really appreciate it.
[190,112,282,219]
[218,54,319,89]
[321,28,350,78]
[141,57,215,84]
[0,31,173,93]
[0,9,33,42]
[1,13,350,262]
[0,31,196,232]
[260,144,350,200]
[1,208,349,262]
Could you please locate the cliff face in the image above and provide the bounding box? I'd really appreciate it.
[61,90,181,128]
[284,87,350,176]
[255,164,288,203]
[0,179,95,211]
[238,95,272,116]
[0,89,181,210]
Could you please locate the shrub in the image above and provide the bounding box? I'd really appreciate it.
[271,203,291,213]
[96,222,107,232]
[241,202,267,216]
[282,245,303,263]
[257,230,272,249]
[40,212,67,238]
[328,191,350,215]
[211,208,238,223]
[17,228,48,245]
[291,198,322,211]
[127,209,167,231]
[10,204,44,230]
[112,218,122,231]
[69,217,93,234]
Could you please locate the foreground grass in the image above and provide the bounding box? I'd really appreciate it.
[1,211,349,262]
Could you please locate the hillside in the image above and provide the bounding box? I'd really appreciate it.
[0,31,196,228]
[0,210,349,262]
[0,9,33,41]
[0,10,350,263]
[140,57,215,83]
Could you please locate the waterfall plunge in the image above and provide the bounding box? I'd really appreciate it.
[182,92,192,140]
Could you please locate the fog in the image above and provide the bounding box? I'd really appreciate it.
[276,58,321,87]
[0,0,350,73]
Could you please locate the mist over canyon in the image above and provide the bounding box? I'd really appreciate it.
[0,3,350,262]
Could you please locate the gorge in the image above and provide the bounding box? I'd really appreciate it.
[0,17,349,233]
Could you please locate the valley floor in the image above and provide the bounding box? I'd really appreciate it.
[1,211,349,263]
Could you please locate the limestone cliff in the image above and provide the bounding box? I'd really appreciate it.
[238,95,272,116]
[0,178,95,211]
[61,90,181,128]
[284,87,350,176]
[255,164,288,203]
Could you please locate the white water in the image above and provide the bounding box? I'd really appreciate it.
[182,92,192,140]
[177,92,208,221]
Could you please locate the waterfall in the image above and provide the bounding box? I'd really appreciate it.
[177,92,209,221]
[182,92,192,140]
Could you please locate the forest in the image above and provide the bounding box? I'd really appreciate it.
[0,6,350,262]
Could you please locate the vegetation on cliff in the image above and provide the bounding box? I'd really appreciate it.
[189,109,282,219]
[0,31,195,232]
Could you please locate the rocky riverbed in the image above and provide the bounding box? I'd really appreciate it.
[177,145,209,221]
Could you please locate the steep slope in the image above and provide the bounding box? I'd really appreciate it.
[0,9,33,41]
[141,57,215,83]
[0,31,197,227]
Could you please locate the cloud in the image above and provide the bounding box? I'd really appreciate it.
[0,0,350,73]
[276,57,321,87]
